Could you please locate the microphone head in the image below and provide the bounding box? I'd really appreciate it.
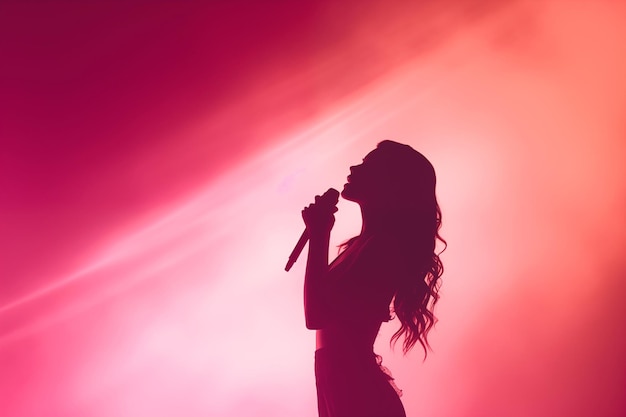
[322,188,340,205]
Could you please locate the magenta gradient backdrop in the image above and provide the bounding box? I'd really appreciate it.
[2,1,626,417]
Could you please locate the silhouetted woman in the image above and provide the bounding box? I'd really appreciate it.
[302,140,445,417]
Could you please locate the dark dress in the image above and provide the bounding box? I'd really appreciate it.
[314,236,406,417]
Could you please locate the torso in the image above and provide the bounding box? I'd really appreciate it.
[316,321,382,350]
[315,235,398,351]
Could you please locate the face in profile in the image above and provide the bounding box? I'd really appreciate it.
[341,148,392,207]
[342,141,437,212]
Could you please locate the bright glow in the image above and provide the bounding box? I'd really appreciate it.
[2,2,626,417]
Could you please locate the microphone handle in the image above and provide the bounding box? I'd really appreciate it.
[285,230,308,271]
[285,188,339,272]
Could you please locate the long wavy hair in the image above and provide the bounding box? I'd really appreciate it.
[342,140,445,358]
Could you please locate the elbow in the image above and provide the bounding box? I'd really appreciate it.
[304,309,327,330]
[305,318,324,330]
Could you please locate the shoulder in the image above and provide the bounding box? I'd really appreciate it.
[345,235,409,286]
[355,235,405,266]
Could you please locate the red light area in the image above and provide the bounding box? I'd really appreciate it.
[1,2,626,416]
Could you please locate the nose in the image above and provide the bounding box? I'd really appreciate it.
[350,163,362,173]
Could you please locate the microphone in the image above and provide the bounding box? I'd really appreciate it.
[285,188,339,272]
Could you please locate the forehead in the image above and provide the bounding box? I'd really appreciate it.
[362,148,383,163]
[362,149,397,170]
[362,146,423,175]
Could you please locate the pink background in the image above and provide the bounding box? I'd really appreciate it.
[2,1,625,416]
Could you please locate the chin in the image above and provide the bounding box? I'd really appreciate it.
[341,185,357,202]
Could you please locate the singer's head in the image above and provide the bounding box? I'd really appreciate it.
[342,140,438,216]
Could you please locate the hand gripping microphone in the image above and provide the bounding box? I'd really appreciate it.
[285,188,340,272]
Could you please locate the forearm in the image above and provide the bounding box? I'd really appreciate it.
[303,231,331,329]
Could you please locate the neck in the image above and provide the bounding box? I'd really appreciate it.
[359,203,421,238]
[359,205,391,237]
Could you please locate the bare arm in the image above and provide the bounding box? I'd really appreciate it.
[303,229,332,329]
[301,193,337,329]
